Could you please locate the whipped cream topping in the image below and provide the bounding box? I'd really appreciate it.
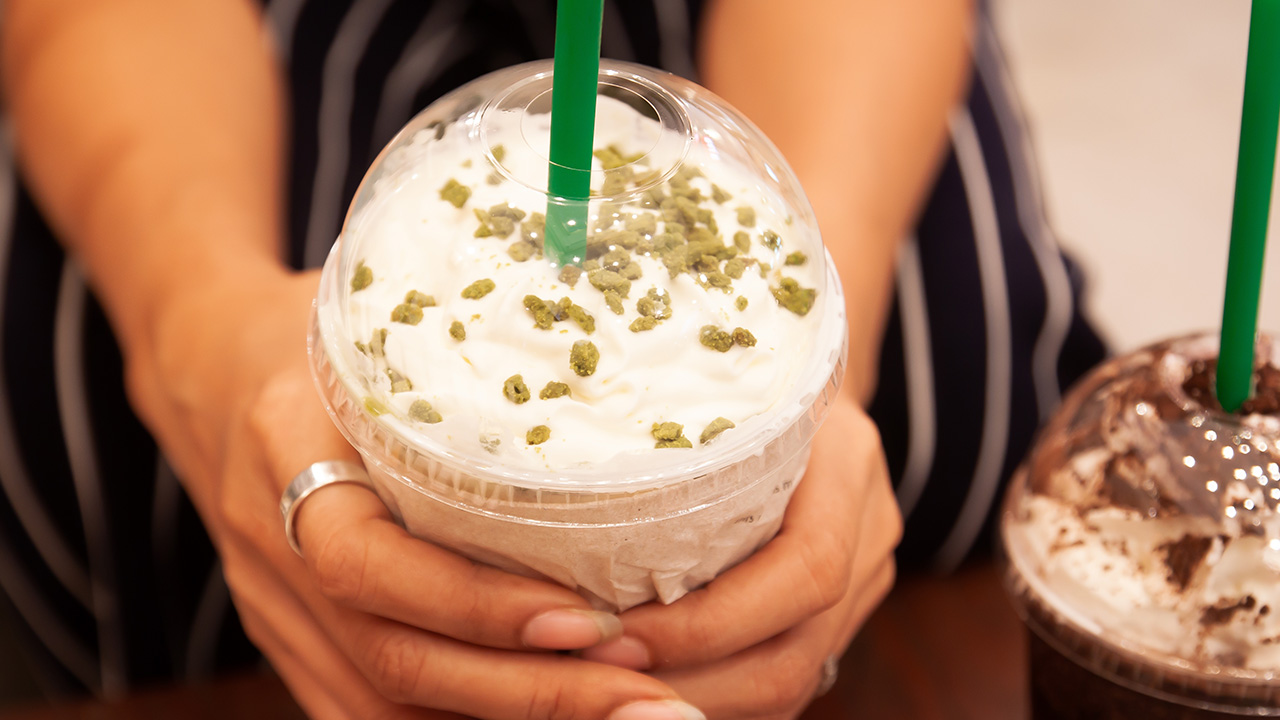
[329,96,833,471]
[1011,495,1280,672]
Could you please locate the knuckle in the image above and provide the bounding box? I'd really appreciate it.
[217,475,267,543]
[367,705,423,720]
[755,646,817,715]
[850,409,882,446]
[235,605,270,647]
[311,529,372,608]
[525,679,581,720]
[437,560,490,635]
[245,372,299,441]
[363,632,432,703]
[795,533,851,615]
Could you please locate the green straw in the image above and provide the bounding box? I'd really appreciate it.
[1218,0,1280,413]
[544,0,605,265]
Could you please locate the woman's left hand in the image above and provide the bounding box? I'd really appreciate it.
[583,395,902,719]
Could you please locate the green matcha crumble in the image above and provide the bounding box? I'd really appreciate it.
[603,290,624,315]
[351,261,373,292]
[625,213,657,236]
[558,264,583,287]
[363,396,389,416]
[700,417,736,445]
[570,340,599,377]
[785,251,807,266]
[564,301,596,334]
[486,171,503,186]
[588,269,631,298]
[636,288,672,319]
[409,399,443,424]
[651,422,693,449]
[503,374,531,404]
[368,328,388,358]
[703,271,732,291]
[521,212,546,245]
[404,290,436,307]
[711,184,733,204]
[526,425,551,445]
[733,231,751,253]
[440,178,471,208]
[629,317,659,332]
[724,258,746,280]
[761,230,782,251]
[523,295,556,330]
[539,381,571,400]
[477,203,522,238]
[508,240,537,262]
[461,278,496,299]
[449,321,466,341]
[593,144,644,170]
[488,202,526,221]
[699,325,734,353]
[601,172,627,197]
[491,144,506,163]
[732,327,757,347]
[736,207,756,227]
[772,277,817,316]
[391,303,423,325]
[735,296,748,311]
[387,368,412,393]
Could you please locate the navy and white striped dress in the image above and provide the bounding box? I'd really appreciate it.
[0,0,1104,697]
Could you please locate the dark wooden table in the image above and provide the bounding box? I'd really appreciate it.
[0,562,1027,720]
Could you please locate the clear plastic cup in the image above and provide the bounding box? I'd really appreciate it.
[1001,332,1280,717]
[309,60,847,610]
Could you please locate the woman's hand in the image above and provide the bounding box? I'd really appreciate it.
[583,396,902,719]
[125,268,701,720]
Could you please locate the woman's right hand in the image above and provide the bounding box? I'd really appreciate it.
[126,267,698,720]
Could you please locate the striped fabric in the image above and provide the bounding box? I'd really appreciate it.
[0,0,1103,697]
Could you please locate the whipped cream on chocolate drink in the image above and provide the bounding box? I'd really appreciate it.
[337,94,825,471]
[1003,334,1280,697]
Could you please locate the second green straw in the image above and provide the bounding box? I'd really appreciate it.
[1218,0,1280,413]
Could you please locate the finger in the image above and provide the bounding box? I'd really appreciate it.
[223,542,453,720]
[585,402,899,670]
[654,555,895,720]
[229,384,703,720]
[301,488,623,650]
[242,368,620,651]
[330,609,697,720]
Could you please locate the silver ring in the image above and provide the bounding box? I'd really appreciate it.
[280,460,371,557]
[814,654,840,697]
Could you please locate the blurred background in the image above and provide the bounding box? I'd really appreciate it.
[993,0,1280,352]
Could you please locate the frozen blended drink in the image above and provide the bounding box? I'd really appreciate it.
[310,61,847,610]
[1002,333,1280,717]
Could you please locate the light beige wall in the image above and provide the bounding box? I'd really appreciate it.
[992,0,1280,352]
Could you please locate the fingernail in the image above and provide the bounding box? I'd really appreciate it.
[522,609,622,650]
[608,700,706,720]
[579,635,652,670]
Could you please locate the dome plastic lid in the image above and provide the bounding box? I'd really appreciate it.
[313,60,846,492]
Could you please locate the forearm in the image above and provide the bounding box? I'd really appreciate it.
[701,0,974,403]
[2,0,287,362]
